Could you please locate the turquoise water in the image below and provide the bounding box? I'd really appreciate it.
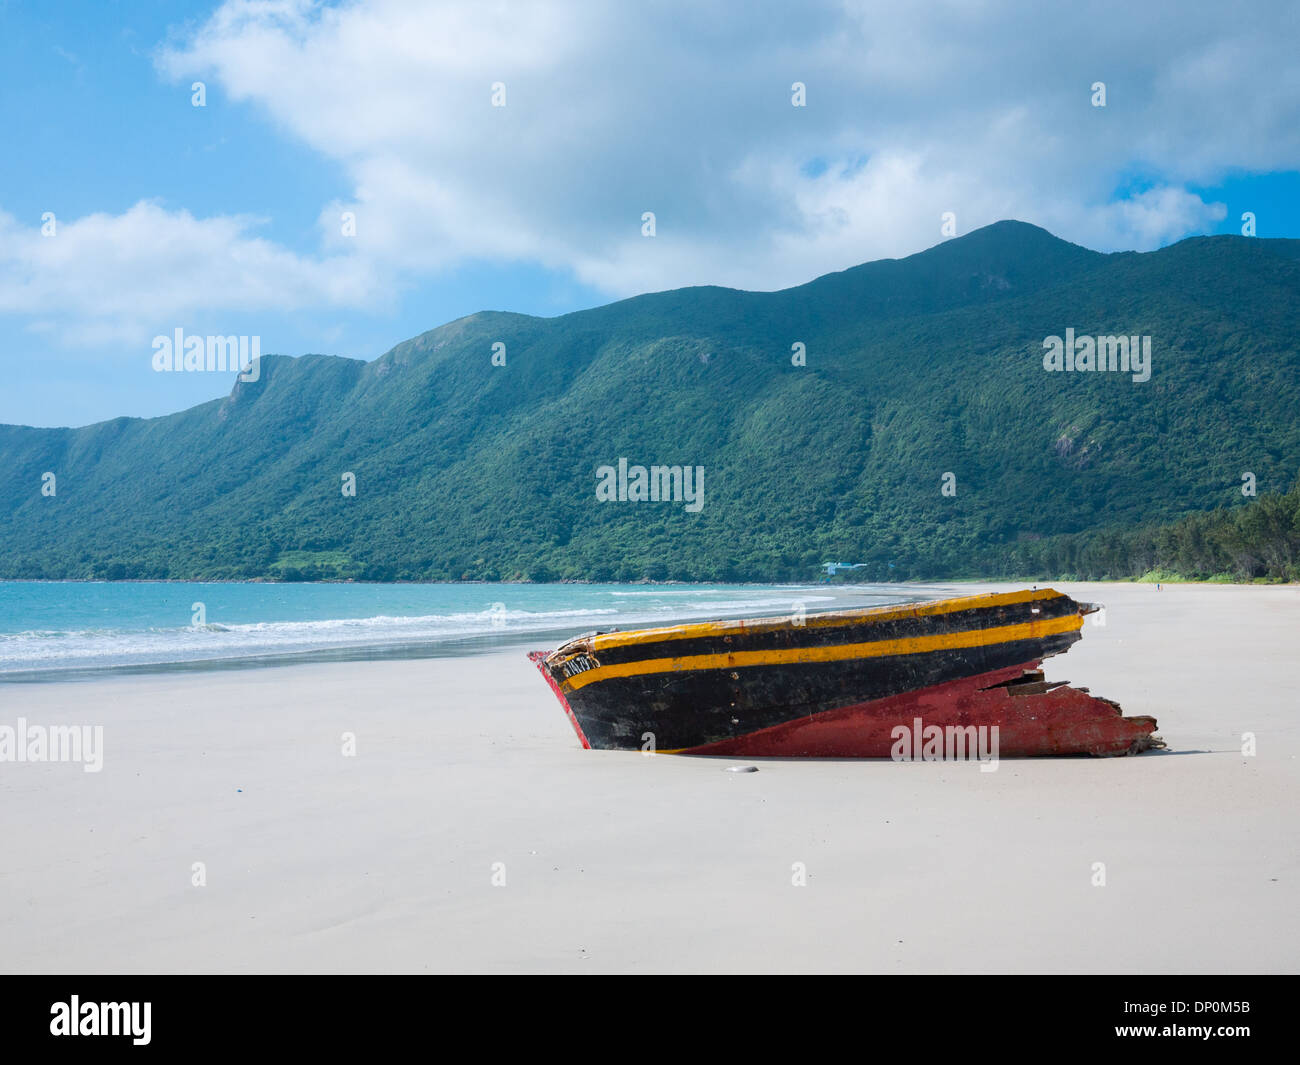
[0,581,916,676]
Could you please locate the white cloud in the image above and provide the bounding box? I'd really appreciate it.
[0,201,384,345]
[155,0,1294,298]
[4,0,1295,350]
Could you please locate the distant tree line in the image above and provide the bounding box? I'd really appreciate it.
[987,478,1300,582]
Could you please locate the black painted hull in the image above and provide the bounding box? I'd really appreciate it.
[528,588,1159,756]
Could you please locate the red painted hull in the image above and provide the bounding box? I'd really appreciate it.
[676,660,1158,758]
[530,590,1162,757]
[528,649,591,749]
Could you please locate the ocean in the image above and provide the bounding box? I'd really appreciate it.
[0,581,919,678]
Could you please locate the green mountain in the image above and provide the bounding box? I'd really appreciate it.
[3,220,1299,582]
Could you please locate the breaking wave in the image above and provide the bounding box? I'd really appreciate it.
[0,583,912,675]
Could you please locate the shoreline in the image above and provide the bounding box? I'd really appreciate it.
[4,572,1296,586]
[0,581,922,682]
[4,579,1294,684]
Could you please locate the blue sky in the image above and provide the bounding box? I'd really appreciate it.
[2,0,1298,427]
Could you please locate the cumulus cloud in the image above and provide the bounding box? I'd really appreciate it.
[155,0,1293,296]
[0,201,383,345]
[6,0,1297,347]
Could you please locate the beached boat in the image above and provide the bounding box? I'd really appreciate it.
[528,588,1161,757]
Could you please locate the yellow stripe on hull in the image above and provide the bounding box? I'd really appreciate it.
[563,611,1083,693]
[587,587,1064,653]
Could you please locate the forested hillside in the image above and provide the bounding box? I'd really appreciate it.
[2,221,1298,582]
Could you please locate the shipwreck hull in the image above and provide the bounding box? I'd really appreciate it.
[675,662,1158,757]
[529,589,1161,758]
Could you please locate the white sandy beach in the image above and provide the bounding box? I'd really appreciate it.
[1,581,1297,974]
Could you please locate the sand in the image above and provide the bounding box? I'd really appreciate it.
[1,581,1297,974]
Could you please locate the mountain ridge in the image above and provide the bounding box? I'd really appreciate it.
[3,220,1298,582]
